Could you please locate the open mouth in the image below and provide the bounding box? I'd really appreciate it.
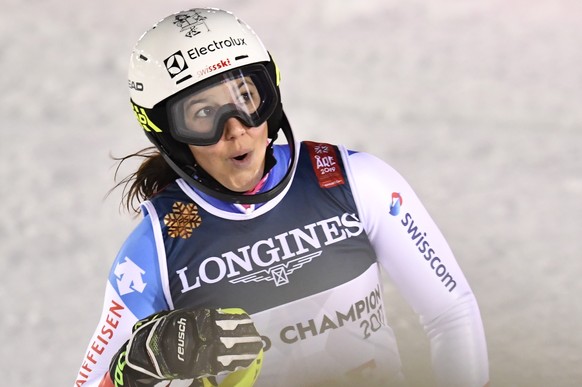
[233,153,249,161]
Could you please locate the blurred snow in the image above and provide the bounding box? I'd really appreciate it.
[1,0,581,386]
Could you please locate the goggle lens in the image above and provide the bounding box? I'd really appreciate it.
[167,65,276,145]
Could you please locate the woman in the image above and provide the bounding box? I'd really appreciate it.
[76,7,489,387]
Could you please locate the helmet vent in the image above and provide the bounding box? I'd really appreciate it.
[235,55,249,61]
[138,54,149,61]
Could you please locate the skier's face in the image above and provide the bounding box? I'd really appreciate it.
[188,117,268,193]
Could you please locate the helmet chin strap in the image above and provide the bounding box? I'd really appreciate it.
[163,111,296,205]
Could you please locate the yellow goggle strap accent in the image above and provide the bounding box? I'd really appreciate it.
[132,103,162,132]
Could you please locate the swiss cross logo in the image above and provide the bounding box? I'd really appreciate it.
[306,141,345,189]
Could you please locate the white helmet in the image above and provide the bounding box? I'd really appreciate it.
[129,8,270,108]
[128,8,294,203]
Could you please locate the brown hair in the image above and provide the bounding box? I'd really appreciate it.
[111,147,179,214]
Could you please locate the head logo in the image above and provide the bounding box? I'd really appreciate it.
[390,192,403,216]
[164,51,192,84]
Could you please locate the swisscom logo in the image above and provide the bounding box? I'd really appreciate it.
[389,192,403,216]
[390,191,458,292]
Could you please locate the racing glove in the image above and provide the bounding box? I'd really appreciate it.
[109,308,263,387]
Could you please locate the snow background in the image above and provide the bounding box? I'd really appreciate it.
[1,0,581,385]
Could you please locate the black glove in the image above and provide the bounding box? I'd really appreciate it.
[109,308,263,387]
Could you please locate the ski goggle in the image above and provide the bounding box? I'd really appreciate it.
[167,64,278,146]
